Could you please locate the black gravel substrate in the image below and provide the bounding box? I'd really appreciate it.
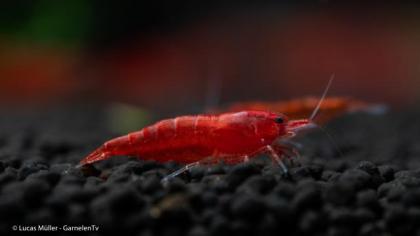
[1,106,420,235]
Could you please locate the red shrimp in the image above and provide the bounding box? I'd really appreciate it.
[81,111,308,165]
[79,76,334,178]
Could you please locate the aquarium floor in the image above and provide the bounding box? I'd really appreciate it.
[1,106,420,236]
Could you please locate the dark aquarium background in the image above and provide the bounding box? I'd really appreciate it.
[1,1,420,235]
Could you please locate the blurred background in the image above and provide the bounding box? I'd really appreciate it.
[1,1,419,122]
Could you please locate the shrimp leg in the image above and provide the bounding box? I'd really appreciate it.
[162,154,253,183]
[161,162,202,183]
[273,140,302,167]
[281,145,302,167]
[265,145,289,174]
[288,146,302,167]
[161,156,215,183]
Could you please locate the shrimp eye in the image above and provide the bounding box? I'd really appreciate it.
[274,117,284,124]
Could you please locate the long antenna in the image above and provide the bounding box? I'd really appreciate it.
[309,74,335,121]
[308,74,343,158]
[314,123,344,158]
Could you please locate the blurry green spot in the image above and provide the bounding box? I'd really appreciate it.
[15,0,91,47]
[108,103,153,134]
